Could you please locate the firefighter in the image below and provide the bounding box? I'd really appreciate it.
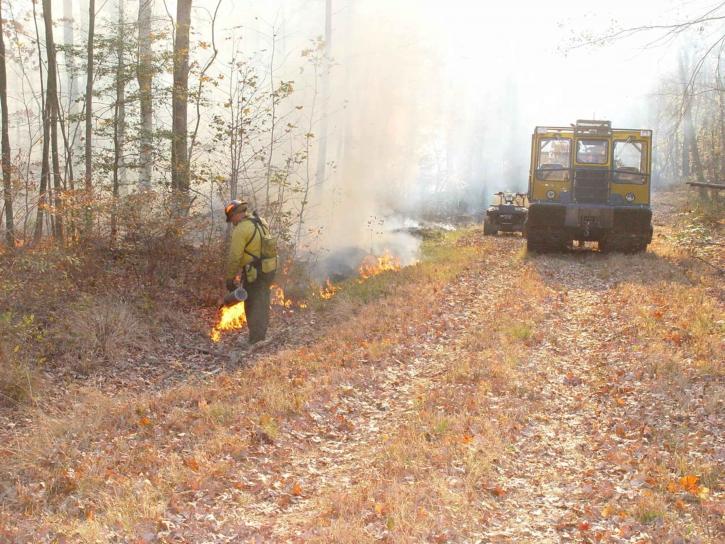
[224,199,276,344]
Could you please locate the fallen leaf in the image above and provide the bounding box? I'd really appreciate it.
[184,457,200,472]
[679,474,699,494]
[490,484,505,497]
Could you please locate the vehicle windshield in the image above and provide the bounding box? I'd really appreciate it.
[492,193,526,206]
[576,139,608,164]
[613,140,645,183]
[538,138,570,181]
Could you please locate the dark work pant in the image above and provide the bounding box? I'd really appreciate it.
[243,274,271,343]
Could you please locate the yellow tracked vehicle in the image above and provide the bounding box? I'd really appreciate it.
[526,120,653,252]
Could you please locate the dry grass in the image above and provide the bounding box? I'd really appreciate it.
[621,282,723,380]
[302,257,547,542]
[1,229,487,541]
[0,313,42,407]
[51,297,149,372]
[0,356,39,407]
[633,490,668,524]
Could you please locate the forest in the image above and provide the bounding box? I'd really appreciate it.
[0,1,723,542]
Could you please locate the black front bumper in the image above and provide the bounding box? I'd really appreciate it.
[527,203,652,241]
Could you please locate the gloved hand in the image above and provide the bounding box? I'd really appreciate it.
[225,278,238,292]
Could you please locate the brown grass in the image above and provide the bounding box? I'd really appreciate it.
[1,229,489,541]
[53,297,150,372]
[302,258,547,542]
[0,354,39,407]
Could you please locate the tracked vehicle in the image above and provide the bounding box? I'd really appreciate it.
[526,120,653,252]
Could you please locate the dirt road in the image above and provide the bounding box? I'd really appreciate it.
[165,231,722,542]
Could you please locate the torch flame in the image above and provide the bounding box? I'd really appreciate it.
[210,302,247,343]
[358,250,401,280]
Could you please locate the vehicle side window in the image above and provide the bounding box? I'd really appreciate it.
[576,139,608,165]
[537,138,570,181]
[613,140,646,184]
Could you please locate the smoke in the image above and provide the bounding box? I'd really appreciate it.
[11,0,713,258]
[209,0,703,264]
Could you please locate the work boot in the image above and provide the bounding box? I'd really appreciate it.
[249,336,272,350]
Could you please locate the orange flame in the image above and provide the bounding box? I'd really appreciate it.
[358,250,401,280]
[271,284,293,308]
[319,279,339,300]
[210,302,247,343]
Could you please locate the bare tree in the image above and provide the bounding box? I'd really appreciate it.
[32,0,49,243]
[84,0,96,234]
[188,0,222,164]
[716,47,725,182]
[110,0,127,243]
[43,0,64,242]
[171,0,192,212]
[264,31,277,211]
[679,53,707,187]
[63,0,78,175]
[0,2,14,247]
[137,0,154,189]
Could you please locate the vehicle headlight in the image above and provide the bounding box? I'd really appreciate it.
[625,192,635,202]
[546,190,556,200]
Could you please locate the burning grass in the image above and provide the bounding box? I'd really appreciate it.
[209,250,410,342]
[358,250,402,280]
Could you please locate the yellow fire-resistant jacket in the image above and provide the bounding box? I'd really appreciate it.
[225,216,263,282]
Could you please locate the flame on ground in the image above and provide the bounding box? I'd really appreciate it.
[319,279,339,300]
[210,252,403,342]
[271,284,293,308]
[210,302,247,343]
[358,250,401,280]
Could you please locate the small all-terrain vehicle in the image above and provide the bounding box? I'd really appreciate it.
[483,192,528,235]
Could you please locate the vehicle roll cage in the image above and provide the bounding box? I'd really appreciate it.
[492,191,527,206]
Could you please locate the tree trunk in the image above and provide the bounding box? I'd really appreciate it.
[84,0,95,234]
[111,0,126,244]
[688,118,706,184]
[171,0,192,212]
[43,0,64,243]
[0,4,14,247]
[137,0,154,189]
[63,0,77,181]
[32,0,48,244]
[117,1,126,190]
[717,51,725,184]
